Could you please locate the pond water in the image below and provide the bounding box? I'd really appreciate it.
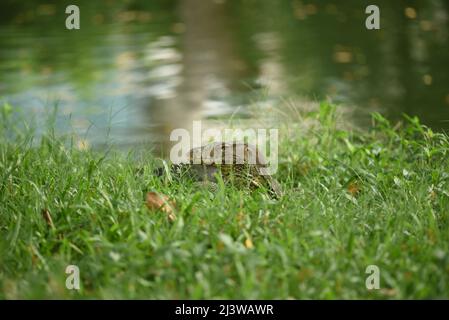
[1,0,449,152]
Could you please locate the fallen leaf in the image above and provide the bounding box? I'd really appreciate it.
[297,268,313,281]
[333,50,353,64]
[347,181,361,196]
[245,238,254,249]
[423,74,432,86]
[404,7,417,19]
[379,288,398,297]
[41,209,55,230]
[145,192,176,221]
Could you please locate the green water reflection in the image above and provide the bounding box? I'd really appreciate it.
[0,0,448,149]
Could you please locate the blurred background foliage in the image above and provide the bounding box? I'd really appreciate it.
[0,0,448,149]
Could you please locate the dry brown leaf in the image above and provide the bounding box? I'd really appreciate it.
[334,50,353,64]
[41,209,55,230]
[245,238,254,249]
[347,181,361,196]
[145,192,176,221]
[297,268,313,281]
[379,288,398,297]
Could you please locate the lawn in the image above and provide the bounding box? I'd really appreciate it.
[1,102,449,299]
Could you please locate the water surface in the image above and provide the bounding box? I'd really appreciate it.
[1,0,448,151]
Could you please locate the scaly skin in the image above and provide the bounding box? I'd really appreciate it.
[168,142,282,198]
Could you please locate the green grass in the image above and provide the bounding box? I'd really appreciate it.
[1,102,449,299]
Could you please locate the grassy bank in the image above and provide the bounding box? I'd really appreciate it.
[1,102,449,299]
